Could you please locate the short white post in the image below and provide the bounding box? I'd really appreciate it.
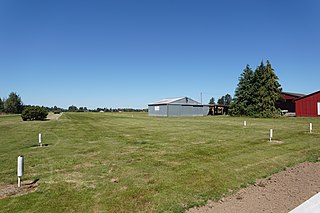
[269,129,273,142]
[310,123,313,133]
[244,121,247,127]
[17,156,24,188]
[39,133,42,147]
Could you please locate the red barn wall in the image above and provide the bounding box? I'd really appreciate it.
[296,92,320,117]
[282,94,298,101]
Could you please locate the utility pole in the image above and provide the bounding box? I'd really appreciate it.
[200,92,202,104]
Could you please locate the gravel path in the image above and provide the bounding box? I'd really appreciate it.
[47,112,63,120]
[187,162,320,213]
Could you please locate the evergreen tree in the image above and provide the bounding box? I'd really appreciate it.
[250,61,265,115]
[209,97,215,104]
[256,60,282,117]
[217,96,225,104]
[230,61,282,117]
[0,98,3,112]
[224,94,232,105]
[217,94,233,105]
[4,92,23,114]
[230,64,254,116]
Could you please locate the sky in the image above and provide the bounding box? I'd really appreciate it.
[0,0,319,109]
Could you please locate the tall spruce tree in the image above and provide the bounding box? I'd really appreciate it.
[230,64,254,116]
[224,94,232,105]
[231,61,282,117]
[251,61,265,115]
[209,97,215,104]
[256,60,282,117]
[217,96,225,104]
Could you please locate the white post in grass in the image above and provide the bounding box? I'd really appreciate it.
[17,156,24,188]
[244,121,247,127]
[310,123,313,133]
[39,133,42,147]
[269,129,273,142]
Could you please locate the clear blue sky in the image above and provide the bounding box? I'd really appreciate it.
[1,0,319,109]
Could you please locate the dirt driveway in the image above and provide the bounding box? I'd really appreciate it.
[187,162,320,213]
[46,112,63,120]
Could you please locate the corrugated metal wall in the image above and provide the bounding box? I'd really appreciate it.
[148,105,168,116]
[148,104,209,117]
[296,92,320,117]
[148,97,209,117]
[168,105,208,117]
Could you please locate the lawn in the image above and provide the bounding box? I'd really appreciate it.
[0,113,319,212]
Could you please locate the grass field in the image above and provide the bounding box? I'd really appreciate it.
[0,113,320,212]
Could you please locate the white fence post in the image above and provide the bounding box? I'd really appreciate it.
[17,156,24,187]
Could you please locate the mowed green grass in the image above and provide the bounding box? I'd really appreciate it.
[0,113,320,212]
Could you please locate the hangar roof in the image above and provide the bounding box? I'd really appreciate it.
[149,97,200,105]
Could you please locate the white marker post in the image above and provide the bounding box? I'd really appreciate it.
[269,129,273,142]
[244,121,247,127]
[310,123,313,133]
[39,133,42,147]
[17,156,24,188]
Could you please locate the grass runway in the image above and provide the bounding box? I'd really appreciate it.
[0,113,319,212]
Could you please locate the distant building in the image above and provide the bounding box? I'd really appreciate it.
[148,97,209,117]
[295,90,320,117]
[208,104,230,115]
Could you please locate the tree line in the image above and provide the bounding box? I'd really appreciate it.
[209,94,232,105]
[67,106,147,113]
[2,60,281,118]
[0,92,147,116]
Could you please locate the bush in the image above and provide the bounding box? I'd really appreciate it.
[21,106,48,121]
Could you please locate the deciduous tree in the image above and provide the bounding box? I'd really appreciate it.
[68,105,78,112]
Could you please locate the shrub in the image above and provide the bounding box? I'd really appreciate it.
[21,106,48,121]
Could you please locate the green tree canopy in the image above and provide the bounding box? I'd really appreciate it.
[209,97,215,104]
[4,92,23,114]
[224,94,232,105]
[217,94,232,105]
[0,98,4,112]
[256,60,282,117]
[21,106,48,121]
[217,96,225,105]
[230,61,281,117]
[68,105,78,112]
[230,64,255,116]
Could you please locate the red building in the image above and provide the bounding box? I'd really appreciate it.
[295,90,320,117]
[276,92,305,113]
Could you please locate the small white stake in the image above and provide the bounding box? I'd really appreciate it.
[310,123,313,133]
[39,133,42,147]
[244,121,247,126]
[269,129,273,142]
[17,156,24,188]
